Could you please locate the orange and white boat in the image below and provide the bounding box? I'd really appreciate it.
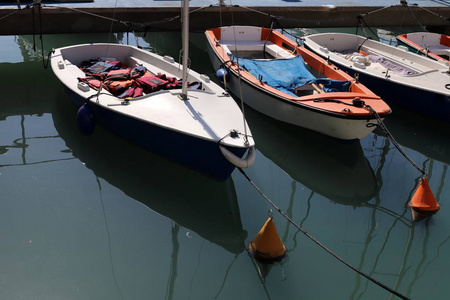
[397,32,450,64]
[205,26,391,140]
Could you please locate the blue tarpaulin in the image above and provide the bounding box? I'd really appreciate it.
[230,55,350,96]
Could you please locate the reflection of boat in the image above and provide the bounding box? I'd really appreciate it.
[205,26,391,141]
[379,105,450,166]
[397,32,450,63]
[52,98,247,254]
[13,33,123,63]
[245,106,379,206]
[0,62,57,118]
[50,1,255,181]
[303,33,450,123]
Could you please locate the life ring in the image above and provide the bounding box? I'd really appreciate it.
[219,145,256,168]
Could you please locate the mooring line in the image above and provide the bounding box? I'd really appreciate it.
[366,105,426,177]
[238,167,411,300]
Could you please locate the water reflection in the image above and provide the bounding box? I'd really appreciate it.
[15,33,127,62]
[4,36,247,254]
[245,106,379,206]
[0,62,73,167]
[380,105,450,167]
[51,95,247,254]
[0,62,56,116]
[4,32,450,299]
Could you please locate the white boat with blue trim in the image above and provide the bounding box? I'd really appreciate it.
[303,32,450,123]
[50,2,255,181]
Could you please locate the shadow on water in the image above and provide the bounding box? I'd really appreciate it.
[51,96,247,254]
[244,106,379,207]
[0,58,247,255]
[379,104,450,167]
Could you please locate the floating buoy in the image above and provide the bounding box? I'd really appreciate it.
[248,215,286,263]
[219,145,256,168]
[408,177,440,222]
[216,68,230,83]
[76,103,95,135]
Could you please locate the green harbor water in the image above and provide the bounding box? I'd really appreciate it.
[2,28,450,300]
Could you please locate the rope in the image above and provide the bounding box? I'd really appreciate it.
[355,15,379,38]
[406,5,428,31]
[225,0,250,144]
[237,167,411,300]
[40,3,180,30]
[36,3,51,69]
[0,4,27,22]
[42,4,129,26]
[366,106,427,177]
[415,4,450,23]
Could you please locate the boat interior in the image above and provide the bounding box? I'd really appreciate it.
[405,33,450,58]
[310,35,446,76]
[218,40,334,96]
[60,52,211,98]
[220,41,295,60]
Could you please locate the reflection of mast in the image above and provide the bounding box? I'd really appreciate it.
[292,190,315,250]
[407,233,450,296]
[165,222,180,300]
[350,136,446,299]
[435,165,447,205]
[349,198,378,300]
[281,181,296,243]
[349,137,410,299]
[15,35,34,62]
[213,253,240,299]
[20,115,26,165]
[0,115,74,168]
[96,177,124,300]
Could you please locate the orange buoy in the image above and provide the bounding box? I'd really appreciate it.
[408,177,440,221]
[248,215,286,263]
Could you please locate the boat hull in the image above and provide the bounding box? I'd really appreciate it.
[312,63,450,122]
[65,88,247,181]
[303,33,450,123]
[208,51,376,140]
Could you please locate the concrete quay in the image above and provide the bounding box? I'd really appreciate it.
[0,0,449,35]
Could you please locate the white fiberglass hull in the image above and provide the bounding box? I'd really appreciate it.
[51,43,255,180]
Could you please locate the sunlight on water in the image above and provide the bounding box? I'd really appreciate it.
[1,28,450,300]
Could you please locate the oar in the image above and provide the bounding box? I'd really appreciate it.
[311,83,324,94]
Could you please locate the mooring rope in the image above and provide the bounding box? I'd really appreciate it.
[366,106,427,177]
[237,167,411,300]
[224,0,251,144]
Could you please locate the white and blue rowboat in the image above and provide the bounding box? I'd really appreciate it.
[303,32,450,123]
[205,26,391,141]
[50,43,255,181]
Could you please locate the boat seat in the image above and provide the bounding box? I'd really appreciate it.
[220,41,295,59]
[63,59,86,77]
[428,45,450,56]
[126,56,158,75]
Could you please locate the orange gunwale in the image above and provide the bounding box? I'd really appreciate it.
[397,33,450,63]
[205,28,391,118]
